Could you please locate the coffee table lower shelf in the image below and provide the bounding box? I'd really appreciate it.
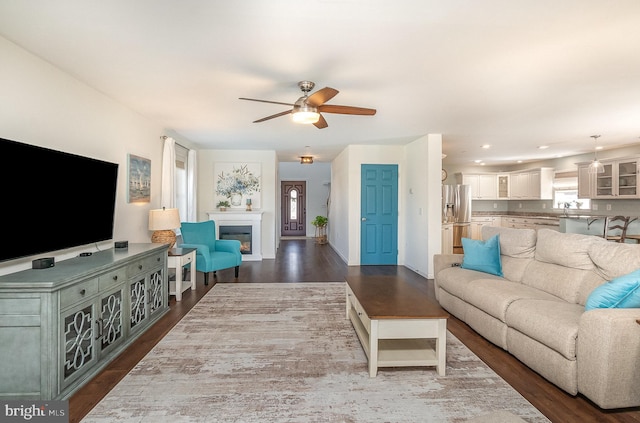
[346,284,447,377]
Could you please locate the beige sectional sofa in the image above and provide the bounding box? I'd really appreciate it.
[433,227,640,409]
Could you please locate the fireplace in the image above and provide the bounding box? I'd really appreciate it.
[208,211,263,261]
[219,225,252,255]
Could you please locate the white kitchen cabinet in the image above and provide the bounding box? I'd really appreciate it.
[497,174,510,199]
[593,158,639,199]
[577,163,595,199]
[458,173,498,199]
[470,216,502,240]
[502,216,559,231]
[442,223,453,254]
[509,168,554,199]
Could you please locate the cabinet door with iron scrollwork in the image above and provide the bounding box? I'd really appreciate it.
[61,302,97,387]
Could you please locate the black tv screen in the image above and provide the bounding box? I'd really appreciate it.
[1,137,119,262]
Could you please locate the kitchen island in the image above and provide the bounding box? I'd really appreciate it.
[560,215,640,240]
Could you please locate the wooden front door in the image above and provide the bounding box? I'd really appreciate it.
[281,181,306,236]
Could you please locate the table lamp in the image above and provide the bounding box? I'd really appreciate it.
[148,207,181,248]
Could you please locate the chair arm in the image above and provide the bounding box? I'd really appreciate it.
[178,243,211,270]
[215,239,243,261]
[577,308,640,409]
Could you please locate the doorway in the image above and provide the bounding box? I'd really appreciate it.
[360,164,398,265]
[281,181,306,237]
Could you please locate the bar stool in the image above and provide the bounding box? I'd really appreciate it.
[603,216,632,243]
[624,217,640,243]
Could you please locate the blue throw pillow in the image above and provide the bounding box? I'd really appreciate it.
[461,235,503,277]
[585,269,640,311]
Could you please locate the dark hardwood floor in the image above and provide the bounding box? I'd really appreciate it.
[70,238,640,423]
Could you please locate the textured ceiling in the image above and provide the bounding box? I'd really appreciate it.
[1,0,639,165]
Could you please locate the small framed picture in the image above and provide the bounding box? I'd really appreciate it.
[128,154,151,203]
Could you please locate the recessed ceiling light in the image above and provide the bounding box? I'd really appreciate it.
[481,144,491,149]
[474,160,482,163]
[517,160,523,163]
[480,163,486,166]
[538,145,549,149]
[596,146,603,150]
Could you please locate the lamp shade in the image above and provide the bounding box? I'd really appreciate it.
[148,207,181,230]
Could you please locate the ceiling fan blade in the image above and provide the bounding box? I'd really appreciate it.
[306,87,339,107]
[318,104,376,115]
[253,110,291,123]
[314,114,328,129]
[239,97,295,107]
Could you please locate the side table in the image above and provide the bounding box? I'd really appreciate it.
[168,247,196,301]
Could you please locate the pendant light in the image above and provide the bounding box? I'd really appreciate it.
[588,135,605,174]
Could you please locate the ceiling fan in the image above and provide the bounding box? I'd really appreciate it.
[239,81,376,129]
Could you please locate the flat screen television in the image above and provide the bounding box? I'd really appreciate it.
[1,137,119,262]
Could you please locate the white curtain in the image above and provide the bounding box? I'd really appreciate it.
[187,149,197,221]
[161,136,176,208]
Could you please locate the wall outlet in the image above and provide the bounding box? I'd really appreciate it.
[493,203,497,209]
[606,204,612,211]
[542,203,546,209]
[518,203,522,209]
[592,204,598,211]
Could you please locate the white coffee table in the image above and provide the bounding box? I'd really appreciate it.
[346,275,449,377]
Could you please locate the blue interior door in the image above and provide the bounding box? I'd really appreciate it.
[360,164,398,265]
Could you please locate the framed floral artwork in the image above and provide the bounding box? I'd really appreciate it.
[128,154,151,203]
[214,162,261,209]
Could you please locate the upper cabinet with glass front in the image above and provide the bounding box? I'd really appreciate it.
[593,158,639,199]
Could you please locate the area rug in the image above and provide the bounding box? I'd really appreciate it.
[81,283,549,423]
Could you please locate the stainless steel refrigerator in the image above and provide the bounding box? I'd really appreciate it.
[442,184,472,253]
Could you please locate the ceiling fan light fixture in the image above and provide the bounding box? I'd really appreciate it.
[292,111,320,124]
[292,102,320,124]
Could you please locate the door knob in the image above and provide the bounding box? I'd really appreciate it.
[361,217,367,221]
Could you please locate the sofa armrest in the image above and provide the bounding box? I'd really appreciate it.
[433,254,464,278]
[433,254,464,300]
[577,308,640,409]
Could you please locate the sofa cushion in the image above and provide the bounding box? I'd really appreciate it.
[436,266,505,299]
[506,299,583,360]
[522,260,600,304]
[535,229,596,270]
[585,269,640,311]
[464,279,560,323]
[589,241,640,281]
[482,226,536,258]
[498,255,534,283]
[461,235,503,276]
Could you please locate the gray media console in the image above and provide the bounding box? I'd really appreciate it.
[0,243,169,400]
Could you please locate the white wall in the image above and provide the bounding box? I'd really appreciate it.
[331,145,405,266]
[402,134,443,278]
[278,161,331,237]
[0,36,166,275]
[330,138,442,275]
[197,149,278,259]
[329,149,350,263]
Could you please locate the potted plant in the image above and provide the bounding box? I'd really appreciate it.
[311,215,328,244]
[216,200,231,211]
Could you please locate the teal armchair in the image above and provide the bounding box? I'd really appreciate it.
[179,220,242,285]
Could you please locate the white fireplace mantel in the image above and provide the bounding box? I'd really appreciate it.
[207,210,263,261]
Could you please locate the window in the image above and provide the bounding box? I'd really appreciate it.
[552,171,590,210]
[175,144,189,223]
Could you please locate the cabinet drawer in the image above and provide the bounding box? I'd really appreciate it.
[98,267,127,290]
[127,253,164,277]
[347,288,371,332]
[59,278,98,309]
